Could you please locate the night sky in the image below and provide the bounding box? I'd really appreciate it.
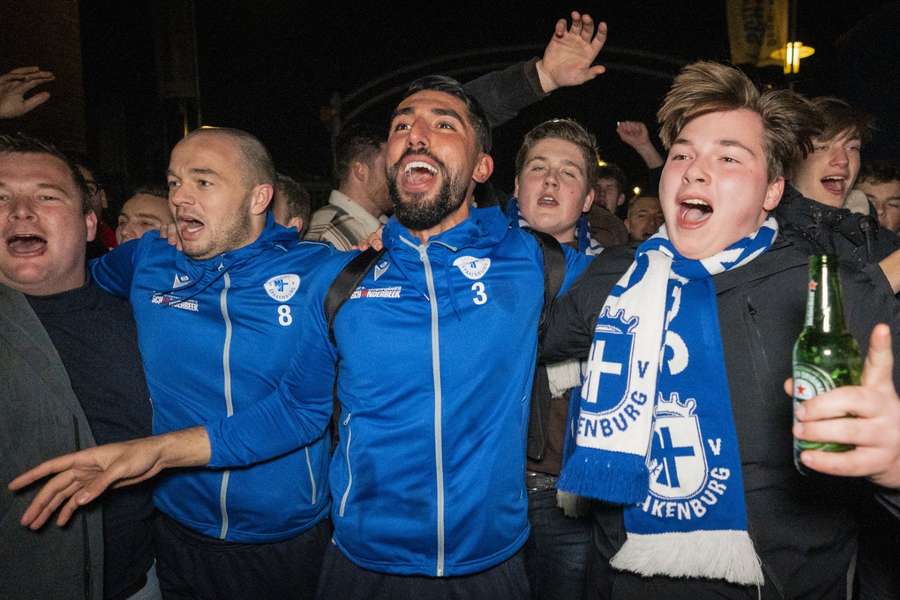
[80,1,900,199]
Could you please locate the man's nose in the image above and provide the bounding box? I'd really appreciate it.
[408,119,430,149]
[7,196,37,221]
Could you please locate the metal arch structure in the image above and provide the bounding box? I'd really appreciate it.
[331,44,686,131]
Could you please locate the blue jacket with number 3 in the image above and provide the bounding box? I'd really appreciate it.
[208,206,592,576]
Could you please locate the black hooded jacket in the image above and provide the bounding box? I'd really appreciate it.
[774,184,899,268]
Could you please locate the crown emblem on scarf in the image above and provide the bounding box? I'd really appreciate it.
[594,308,639,335]
[655,392,697,418]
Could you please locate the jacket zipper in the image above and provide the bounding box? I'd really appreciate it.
[411,241,446,577]
[218,271,234,539]
[339,412,353,517]
[304,446,318,505]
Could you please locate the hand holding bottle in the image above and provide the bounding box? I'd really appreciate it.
[789,323,900,489]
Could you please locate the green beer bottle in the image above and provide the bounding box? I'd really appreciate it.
[793,254,862,475]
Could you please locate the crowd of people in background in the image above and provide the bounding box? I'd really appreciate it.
[2,10,900,600]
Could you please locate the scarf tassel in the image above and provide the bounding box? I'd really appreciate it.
[611,530,764,586]
[558,451,648,505]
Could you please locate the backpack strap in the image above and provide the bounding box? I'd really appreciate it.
[526,228,566,337]
[324,247,386,345]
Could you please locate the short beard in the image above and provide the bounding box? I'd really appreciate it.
[183,194,254,259]
[387,153,468,231]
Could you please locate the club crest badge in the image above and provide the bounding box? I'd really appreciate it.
[264,274,300,302]
[452,256,491,280]
[648,393,707,499]
[574,309,653,449]
[580,308,639,413]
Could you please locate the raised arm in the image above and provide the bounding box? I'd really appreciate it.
[465,11,607,127]
[616,121,664,170]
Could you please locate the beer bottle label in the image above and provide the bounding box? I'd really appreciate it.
[793,362,853,452]
[793,363,834,400]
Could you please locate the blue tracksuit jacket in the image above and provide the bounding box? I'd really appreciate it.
[91,217,335,542]
[208,207,592,575]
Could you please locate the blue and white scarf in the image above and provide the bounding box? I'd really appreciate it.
[558,217,779,586]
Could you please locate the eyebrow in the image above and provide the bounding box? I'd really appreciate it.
[0,180,67,190]
[130,211,164,220]
[166,167,221,177]
[37,183,72,196]
[671,137,757,157]
[391,106,466,124]
[527,155,584,173]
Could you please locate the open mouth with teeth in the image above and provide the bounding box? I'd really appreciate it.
[177,216,205,239]
[402,160,439,188]
[536,195,559,207]
[6,233,47,256]
[679,198,713,226]
[820,176,846,197]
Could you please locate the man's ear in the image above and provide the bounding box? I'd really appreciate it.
[616,192,626,207]
[352,160,369,183]
[763,176,785,212]
[250,183,274,215]
[286,216,303,233]
[84,210,98,242]
[581,188,596,213]
[473,153,494,184]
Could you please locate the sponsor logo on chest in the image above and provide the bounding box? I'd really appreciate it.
[350,286,402,299]
[151,292,199,312]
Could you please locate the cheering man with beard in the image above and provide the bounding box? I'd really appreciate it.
[12,77,592,599]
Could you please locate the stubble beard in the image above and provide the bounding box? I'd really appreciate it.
[183,195,254,260]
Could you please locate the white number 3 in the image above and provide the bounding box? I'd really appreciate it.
[471,282,488,305]
[277,304,293,326]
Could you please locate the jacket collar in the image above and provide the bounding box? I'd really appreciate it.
[711,239,806,295]
[175,213,297,277]
[775,184,853,230]
[383,205,510,255]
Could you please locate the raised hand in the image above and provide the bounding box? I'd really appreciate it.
[617,121,664,169]
[0,66,54,119]
[536,11,608,93]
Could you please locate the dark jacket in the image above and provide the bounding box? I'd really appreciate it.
[775,184,900,269]
[543,241,900,599]
[0,284,104,600]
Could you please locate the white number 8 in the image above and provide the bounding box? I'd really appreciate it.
[278,304,293,326]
